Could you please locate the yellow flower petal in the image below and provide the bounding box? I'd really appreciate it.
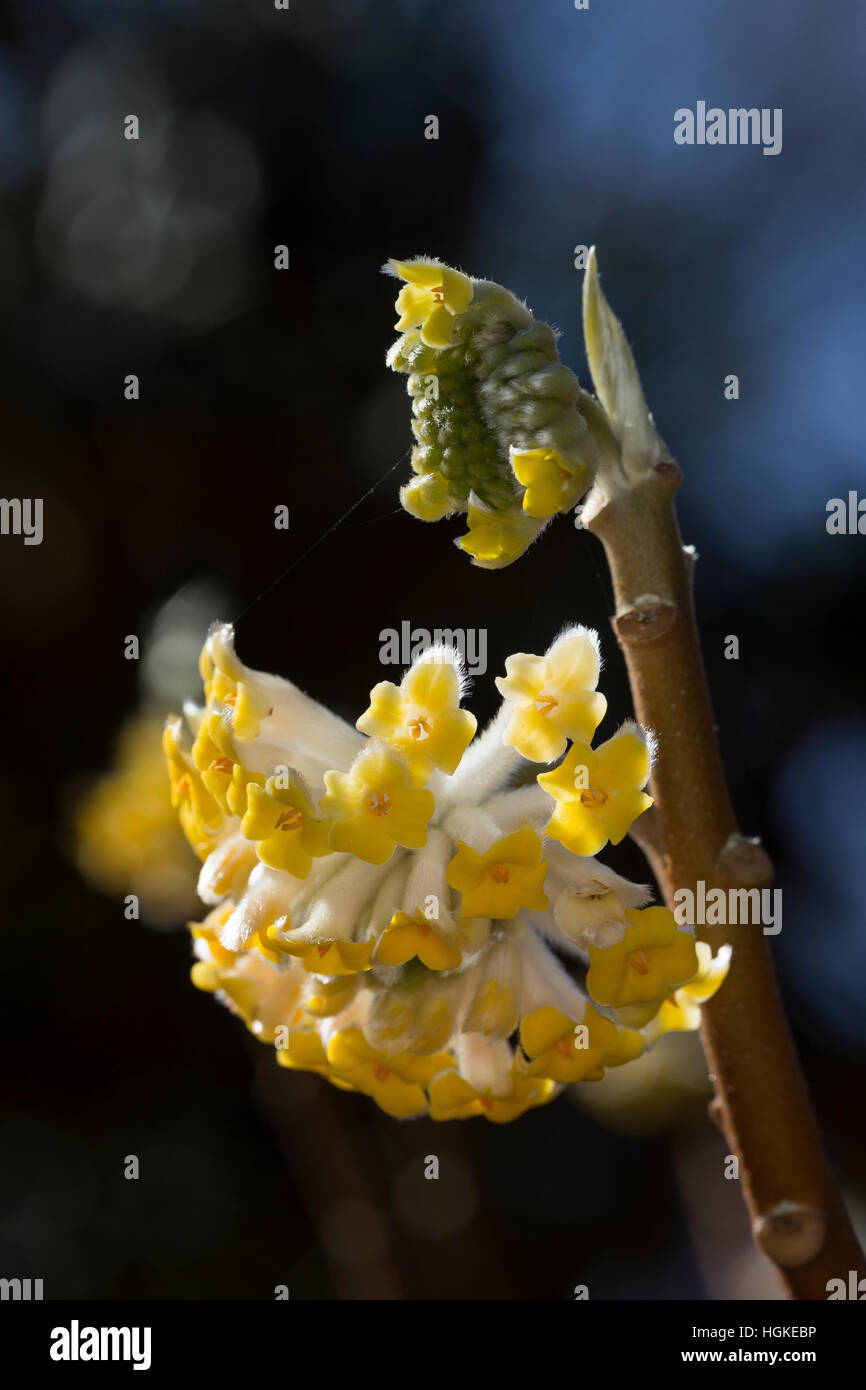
[327,1027,429,1118]
[241,777,332,878]
[586,907,699,1013]
[321,746,434,864]
[648,943,732,1038]
[388,260,473,349]
[539,732,652,856]
[458,503,537,568]
[401,470,453,521]
[278,936,374,976]
[419,302,455,347]
[512,447,585,519]
[446,828,548,919]
[374,911,463,971]
[521,1003,643,1084]
[389,259,445,288]
[439,265,473,315]
[275,1031,329,1074]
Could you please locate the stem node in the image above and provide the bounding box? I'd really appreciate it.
[717,833,774,888]
[753,1203,827,1269]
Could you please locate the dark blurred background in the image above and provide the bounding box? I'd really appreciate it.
[1,0,864,1300]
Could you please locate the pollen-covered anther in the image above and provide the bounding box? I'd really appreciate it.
[364,790,392,817]
[579,784,608,809]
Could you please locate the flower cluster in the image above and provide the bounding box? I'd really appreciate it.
[165,622,729,1121]
[385,258,601,568]
[76,717,200,925]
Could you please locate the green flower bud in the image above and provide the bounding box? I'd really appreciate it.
[385,257,599,567]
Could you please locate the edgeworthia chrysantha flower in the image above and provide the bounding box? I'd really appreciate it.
[163,622,729,1121]
[384,257,602,568]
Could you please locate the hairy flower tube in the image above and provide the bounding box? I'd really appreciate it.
[384,257,601,568]
[163,622,729,1121]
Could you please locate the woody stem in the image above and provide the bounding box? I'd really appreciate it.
[585,459,864,1299]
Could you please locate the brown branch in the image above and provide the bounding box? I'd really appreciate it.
[586,458,864,1298]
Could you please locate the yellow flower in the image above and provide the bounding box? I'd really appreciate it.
[241,775,332,878]
[163,719,223,858]
[190,948,305,1044]
[401,470,453,521]
[586,906,699,1027]
[274,1029,331,1077]
[190,908,237,970]
[201,631,271,739]
[226,763,265,820]
[327,1026,450,1118]
[157,620,692,1123]
[356,658,476,783]
[647,942,732,1039]
[321,744,434,864]
[389,258,473,348]
[192,714,238,813]
[461,978,519,1039]
[245,924,296,966]
[199,635,240,710]
[446,827,548,919]
[197,837,258,902]
[74,717,200,923]
[374,909,463,971]
[521,1002,643,1084]
[512,447,585,519]
[428,1065,557,1123]
[458,501,536,568]
[495,627,606,762]
[539,725,653,856]
[277,934,375,976]
[303,975,361,1019]
[366,986,458,1055]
